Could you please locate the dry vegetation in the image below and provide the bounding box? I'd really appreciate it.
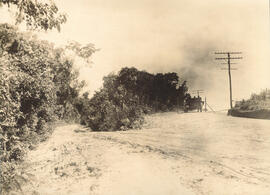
[231,90,270,119]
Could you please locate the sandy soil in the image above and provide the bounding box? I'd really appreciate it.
[17,112,270,195]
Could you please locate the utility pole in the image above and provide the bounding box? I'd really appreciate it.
[215,52,242,110]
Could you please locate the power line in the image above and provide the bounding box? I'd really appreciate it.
[206,102,215,112]
[215,52,242,54]
[221,68,238,70]
[215,52,243,111]
[191,89,204,97]
[221,63,237,65]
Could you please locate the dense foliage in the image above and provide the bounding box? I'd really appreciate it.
[75,67,189,131]
[0,0,67,31]
[117,68,188,111]
[0,23,95,194]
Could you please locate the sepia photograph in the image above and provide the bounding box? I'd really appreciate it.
[0,0,270,194]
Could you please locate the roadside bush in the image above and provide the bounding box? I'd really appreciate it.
[1,24,55,162]
[235,89,270,111]
[77,67,189,131]
[0,23,95,194]
[77,74,144,131]
[0,162,20,195]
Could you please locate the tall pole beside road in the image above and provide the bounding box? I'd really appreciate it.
[215,52,242,110]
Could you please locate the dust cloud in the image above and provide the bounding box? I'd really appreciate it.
[1,0,269,109]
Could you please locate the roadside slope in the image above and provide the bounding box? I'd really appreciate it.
[18,112,270,195]
[19,123,194,195]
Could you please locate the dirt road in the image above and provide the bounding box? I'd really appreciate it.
[19,112,270,195]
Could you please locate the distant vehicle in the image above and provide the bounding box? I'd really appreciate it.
[183,96,204,113]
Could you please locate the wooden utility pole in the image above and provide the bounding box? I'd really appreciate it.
[227,53,233,109]
[215,52,242,109]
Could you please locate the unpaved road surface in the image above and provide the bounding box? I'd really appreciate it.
[19,112,270,195]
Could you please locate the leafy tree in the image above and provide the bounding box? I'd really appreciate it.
[77,72,143,131]
[0,23,96,193]
[65,41,97,63]
[116,67,189,111]
[0,0,67,31]
[78,67,190,131]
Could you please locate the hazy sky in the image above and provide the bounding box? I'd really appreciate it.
[1,0,269,110]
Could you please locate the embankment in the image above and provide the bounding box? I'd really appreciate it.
[229,109,270,120]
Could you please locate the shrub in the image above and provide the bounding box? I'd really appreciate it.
[0,23,95,194]
[77,67,189,131]
[234,89,270,111]
[0,162,20,195]
[77,74,144,131]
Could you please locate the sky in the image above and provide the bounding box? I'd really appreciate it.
[1,0,269,110]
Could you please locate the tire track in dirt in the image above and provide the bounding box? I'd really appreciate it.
[92,132,270,194]
[18,124,195,195]
[17,112,270,195]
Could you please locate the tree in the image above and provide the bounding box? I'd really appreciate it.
[0,0,67,31]
[0,23,96,162]
[78,67,191,132]
[65,41,97,63]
